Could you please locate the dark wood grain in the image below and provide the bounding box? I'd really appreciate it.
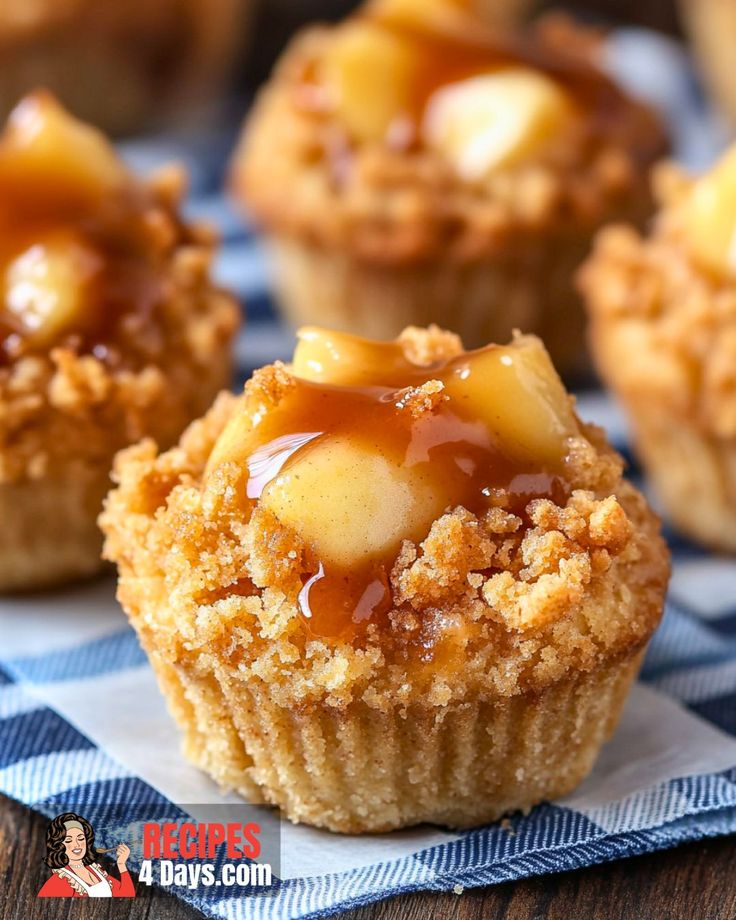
[0,795,204,920]
[2,795,734,920]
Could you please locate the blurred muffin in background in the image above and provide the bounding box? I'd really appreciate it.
[0,93,238,591]
[0,0,252,136]
[679,0,736,128]
[231,0,666,375]
[580,145,736,551]
[245,0,537,100]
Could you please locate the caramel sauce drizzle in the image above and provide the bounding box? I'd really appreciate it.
[0,109,172,365]
[370,16,619,123]
[239,345,571,640]
[296,3,626,139]
[0,228,166,366]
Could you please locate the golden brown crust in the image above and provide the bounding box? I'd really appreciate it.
[178,651,643,832]
[101,337,669,714]
[232,17,666,267]
[580,161,736,440]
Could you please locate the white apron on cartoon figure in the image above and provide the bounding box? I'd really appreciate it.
[56,864,112,897]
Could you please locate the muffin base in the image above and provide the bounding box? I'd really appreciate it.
[0,467,111,592]
[159,647,643,833]
[1,351,235,593]
[626,411,736,553]
[267,234,595,375]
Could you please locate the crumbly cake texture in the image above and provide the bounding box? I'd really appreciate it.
[102,327,669,832]
[0,167,239,590]
[579,163,736,550]
[231,16,666,359]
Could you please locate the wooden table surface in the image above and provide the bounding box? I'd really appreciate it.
[3,794,734,920]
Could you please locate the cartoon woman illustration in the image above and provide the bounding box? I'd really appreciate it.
[37,812,135,898]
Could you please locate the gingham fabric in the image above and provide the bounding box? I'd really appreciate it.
[1,28,736,920]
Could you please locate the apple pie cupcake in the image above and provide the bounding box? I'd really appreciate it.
[581,145,736,552]
[0,0,252,136]
[101,325,669,832]
[0,93,238,592]
[231,0,666,373]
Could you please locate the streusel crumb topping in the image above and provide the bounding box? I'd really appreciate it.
[102,328,668,711]
[580,159,736,438]
[233,13,665,265]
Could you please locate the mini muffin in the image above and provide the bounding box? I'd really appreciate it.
[263,0,535,35]
[247,0,536,90]
[0,0,250,136]
[101,325,669,833]
[679,0,736,127]
[231,0,666,374]
[581,145,736,552]
[0,92,238,592]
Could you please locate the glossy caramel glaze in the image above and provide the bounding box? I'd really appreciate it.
[296,3,627,143]
[208,330,578,639]
[0,93,185,365]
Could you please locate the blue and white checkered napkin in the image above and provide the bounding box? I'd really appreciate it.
[2,28,736,920]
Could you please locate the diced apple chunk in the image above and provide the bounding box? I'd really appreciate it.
[682,144,736,278]
[443,335,578,465]
[0,92,127,210]
[209,328,578,571]
[260,436,447,567]
[205,403,255,477]
[292,326,417,386]
[320,21,418,142]
[293,326,577,466]
[3,233,101,347]
[369,0,472,28]
[422,69,572,179]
